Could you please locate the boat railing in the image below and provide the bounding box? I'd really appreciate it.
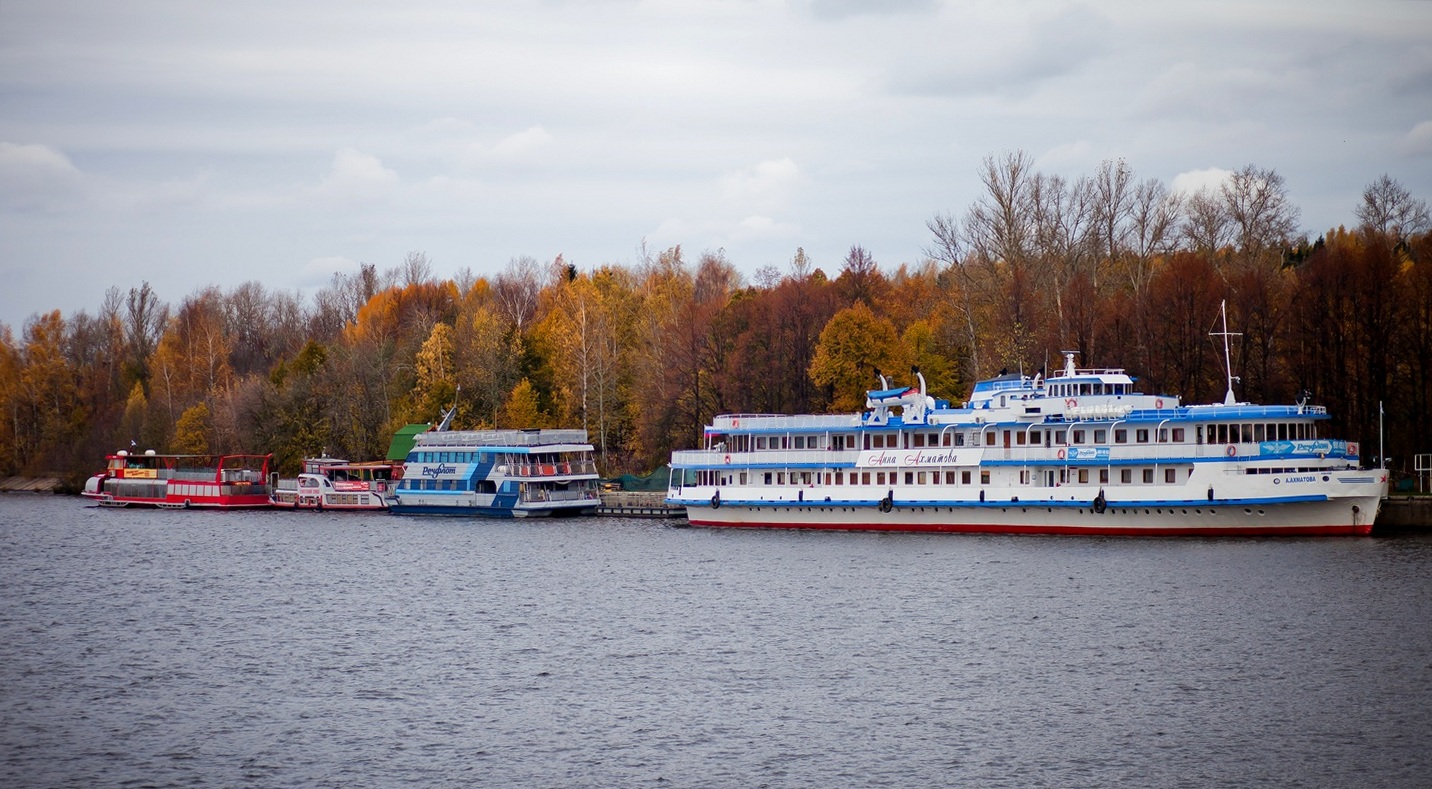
[709,414,861,431]
[416,429,590,448]
[673,449,861,467]
[505,461,598,477]
[523,487,600,503]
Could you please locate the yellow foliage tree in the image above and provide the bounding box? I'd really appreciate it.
[171,401,211,454]
[413,321,456,421]
[808,302,907,412]
[498,378,550,429]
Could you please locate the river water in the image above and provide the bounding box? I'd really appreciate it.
[2,494,1429,788]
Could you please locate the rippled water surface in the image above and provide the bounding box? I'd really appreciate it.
[3,494,1430,787]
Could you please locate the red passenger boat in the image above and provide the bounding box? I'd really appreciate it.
[82,449,274,509]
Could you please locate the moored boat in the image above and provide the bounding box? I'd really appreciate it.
[82,450,274,509]
[389,428,601,517]
[667,310,1386,536]
[270,457,402,511]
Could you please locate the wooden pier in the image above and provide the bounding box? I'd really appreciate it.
[596,491,686,519]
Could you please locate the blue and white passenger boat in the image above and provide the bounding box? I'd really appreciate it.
[389,428,601,517]
[668,309,1386,536]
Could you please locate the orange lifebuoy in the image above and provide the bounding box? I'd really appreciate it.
[1057,448,1066,460]
[1348,442,1358,457]
[1226,444,1237,457]
[1155,398,1164,409]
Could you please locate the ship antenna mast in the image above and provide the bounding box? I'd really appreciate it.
[1211,300,1242,406]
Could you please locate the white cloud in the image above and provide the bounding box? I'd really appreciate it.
[720,158,803,212]
[1400,120,1432,157]
[0,142,86,210]
[1171,167,1233,196]
[314,148,398,201]
[454,126,555,170]
[491,126,554,159]
[300,255,360,287]
[729,215,801,241]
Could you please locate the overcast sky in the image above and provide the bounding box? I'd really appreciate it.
[2,0,1430,331]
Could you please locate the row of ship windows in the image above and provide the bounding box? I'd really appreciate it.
[410,451,588,465]
[399,478,499,492]
[721,422,1316,452]
[696,467,1190,487]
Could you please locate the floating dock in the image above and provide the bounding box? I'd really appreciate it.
[596,491,686,519]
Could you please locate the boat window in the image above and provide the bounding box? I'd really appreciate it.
[794,436,805,449]
[1121,469,1132,483]
[1278,423,1288,441]
[835,471,843,485]
[777,472,786,485]
[1099,469,1109,484]
[962,471,972,484]
[1136,429,1149,443]
[1165,468,1177,483]
[1016,432,1026,446]
[1143,469,1154,483]
[913,433,925,448]
[1157,428,1168,443]
[1055,430,1066,445]
[1172,427,1185,442]
[1072,429,1085,444]
[861,472,871,485]
[1094,429,1107,444]
[945,471,956,484]
[1078,469,1089,484]
[876,472,886,485]
[1114,429,1127,444]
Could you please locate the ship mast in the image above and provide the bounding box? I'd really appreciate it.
[1211,300,1241,406]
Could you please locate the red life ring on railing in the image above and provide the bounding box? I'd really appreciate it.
[1155,398,1164,409]
[1057,448,1066,460]
[1065,398,1077,409]
[732,418,740,427]
[1226,444,1237,457]
[1348,442,1358,457]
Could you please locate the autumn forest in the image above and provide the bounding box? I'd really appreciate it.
[3,153,1430,488]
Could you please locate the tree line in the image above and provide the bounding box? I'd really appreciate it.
[3,153,1429,487]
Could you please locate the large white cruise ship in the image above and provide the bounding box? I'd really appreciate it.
[667,341,1386,536]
